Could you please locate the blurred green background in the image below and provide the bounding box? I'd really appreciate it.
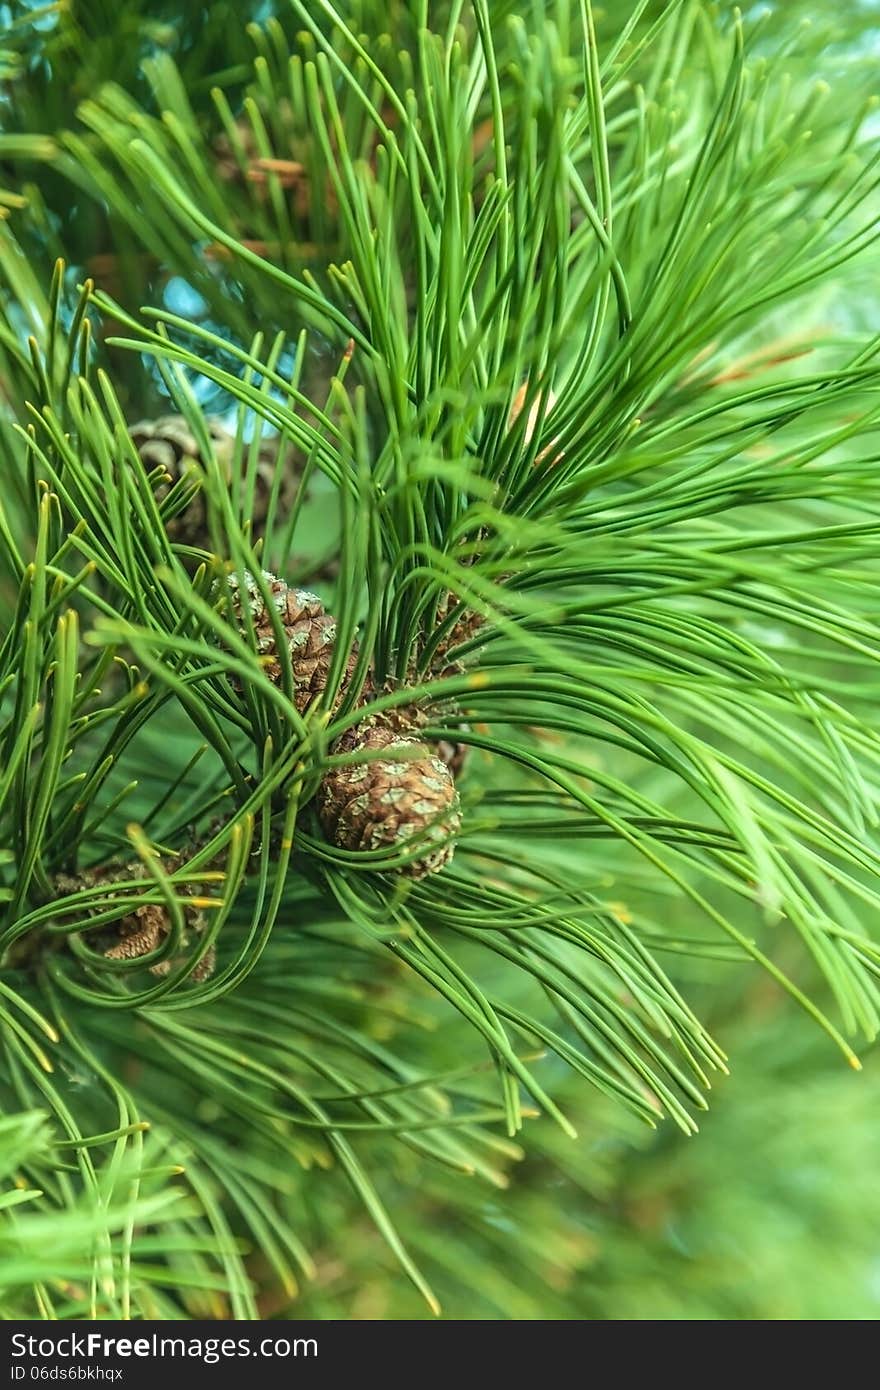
[277,937,880,1319]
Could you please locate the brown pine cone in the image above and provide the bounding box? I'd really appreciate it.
[317,723,461,878]
[54,861,215,982]
[422,382,558,681]
[431,594,486,680]
[130,414,298,550]
[423,594,480,778]
[227,569,356,714]
[363,700,470,780]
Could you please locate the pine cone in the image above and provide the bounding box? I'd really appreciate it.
[130,414,298,550]
[317,723,461,878]
[360,697,470,780]
[227,569,356,714]
[423,593,481,775]
[55,861,215,982]
[431,593,486,680]
[422,383,557,681]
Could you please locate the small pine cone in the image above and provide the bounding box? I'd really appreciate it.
[228,569,356,714]
[130,415,231,547]
[130,415,298,549]
[429,592,487,681]
[361,696,469,779]
[55,861,215,982]
[317,724,461,878]
[348,688,471,779]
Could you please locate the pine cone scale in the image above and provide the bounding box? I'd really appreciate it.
[318,725,460,878]
[228,571,355,714]
[131,415,299,552]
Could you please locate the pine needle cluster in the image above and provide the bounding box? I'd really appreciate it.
[0,0,879,1318]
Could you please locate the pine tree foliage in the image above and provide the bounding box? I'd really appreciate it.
[0,0,879,1317]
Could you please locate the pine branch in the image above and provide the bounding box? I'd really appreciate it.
[0,0,879,1317]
